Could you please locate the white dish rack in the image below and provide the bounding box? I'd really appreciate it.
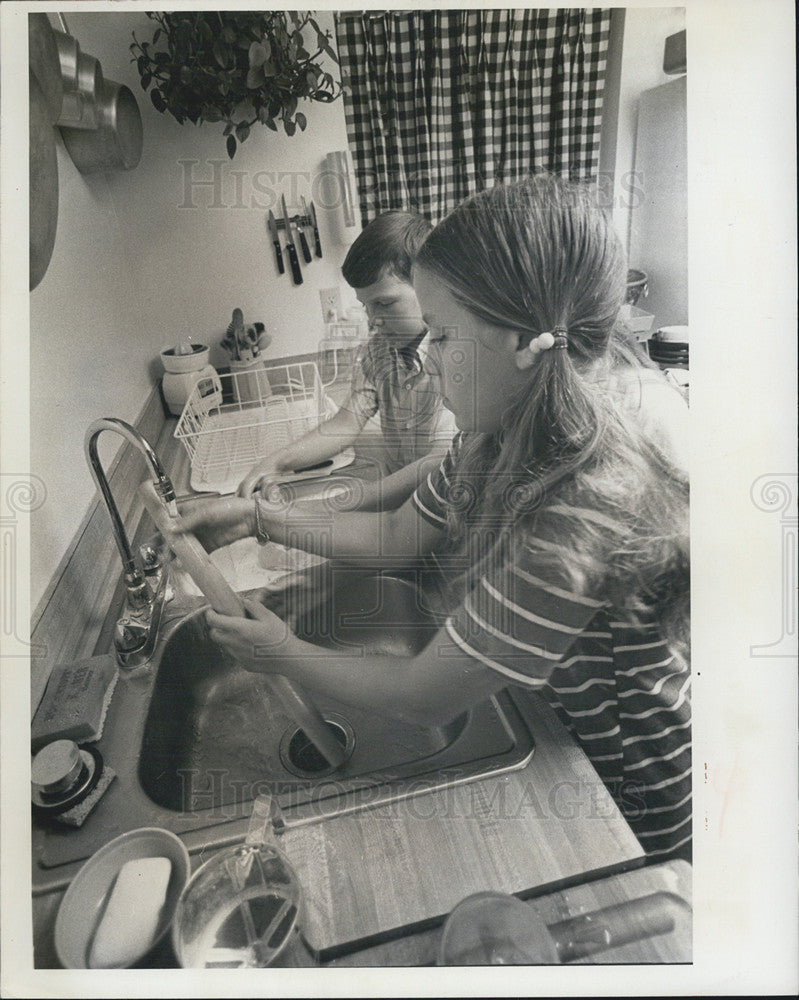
[174,360,351,495]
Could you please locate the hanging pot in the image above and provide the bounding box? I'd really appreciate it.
[30,70,59,291]
[29,12,64,123]
[59,79,143,175]
[52,29,104,129]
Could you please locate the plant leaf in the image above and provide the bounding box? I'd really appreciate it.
[246,66,264,89]
[295,111,307,131]
[213,40,229,69]
[249,41,267,68]
[227,133,237,158]
[223,121,235,135]
[265,117,278,131]
[263,59,277,78]
[151,88,166,112]
[235,121,250,142]
[284,118,296,137]
[141,72,152,90]
[203,106,222,122]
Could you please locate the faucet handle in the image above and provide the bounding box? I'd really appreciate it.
[114,617,149,655]
[139,541,163,573]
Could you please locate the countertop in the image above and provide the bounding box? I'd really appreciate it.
[31,416,690,968]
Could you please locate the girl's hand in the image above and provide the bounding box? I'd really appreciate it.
[205,598,296,670]
[171,497,255,553]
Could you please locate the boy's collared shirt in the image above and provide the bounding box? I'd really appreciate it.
[344,330,456,474]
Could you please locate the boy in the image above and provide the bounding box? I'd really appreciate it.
[238,212,456,507]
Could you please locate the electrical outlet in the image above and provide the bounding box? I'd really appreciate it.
[319,287,342,322]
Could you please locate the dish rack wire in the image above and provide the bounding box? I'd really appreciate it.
[174,361,337,494]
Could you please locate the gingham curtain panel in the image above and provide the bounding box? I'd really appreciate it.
[335,9,611,225]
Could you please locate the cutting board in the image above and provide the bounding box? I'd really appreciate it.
[280,693,645,959]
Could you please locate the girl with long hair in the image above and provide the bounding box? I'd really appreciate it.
[176,174,691,862]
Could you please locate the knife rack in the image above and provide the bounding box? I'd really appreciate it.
[272,214,311,232]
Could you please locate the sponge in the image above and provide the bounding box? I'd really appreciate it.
[88,856,172,968]
[31,654,117,752]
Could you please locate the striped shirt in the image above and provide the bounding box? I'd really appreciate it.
[412,435,691,863]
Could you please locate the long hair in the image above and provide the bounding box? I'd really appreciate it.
[415,175,690,664]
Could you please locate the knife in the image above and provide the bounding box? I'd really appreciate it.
[281,195,303,285]
[308,200,323,258]
[267,211,285,275]
[297,197,313,264]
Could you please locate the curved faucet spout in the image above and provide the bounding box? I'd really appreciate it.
[84,418,177,612]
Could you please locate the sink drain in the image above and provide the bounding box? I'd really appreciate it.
[279,714,354,778]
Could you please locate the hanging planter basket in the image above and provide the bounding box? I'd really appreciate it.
[130,11,342,158]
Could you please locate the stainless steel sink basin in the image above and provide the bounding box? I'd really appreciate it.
[139,567,535,819]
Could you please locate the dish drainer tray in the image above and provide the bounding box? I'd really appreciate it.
[174,361,354,495]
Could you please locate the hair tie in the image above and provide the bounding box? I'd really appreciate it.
[526,327,569,356]
[552,326,569,350]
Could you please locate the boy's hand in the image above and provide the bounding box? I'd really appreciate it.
[170,497,255,552]
[237,458,282,498]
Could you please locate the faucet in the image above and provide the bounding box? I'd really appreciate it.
[85,418,176,670]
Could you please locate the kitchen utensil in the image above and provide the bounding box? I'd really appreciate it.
[308,200,323,257]
[267,211,285,275]
[174,360,352,494]
[437,889,689,965]
[29,12,64,122]
[298,198,313,263]
[281,195,303,285]
[29,69,59,291]
[139,481,346,770]
[172,795,303,968]
[54,827,190,969]
[52,28,103,130]
[59,77,143,174]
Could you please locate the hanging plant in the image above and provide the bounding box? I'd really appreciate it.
[130,10,341,158]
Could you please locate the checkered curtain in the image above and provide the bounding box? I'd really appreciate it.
[335,9,611,225]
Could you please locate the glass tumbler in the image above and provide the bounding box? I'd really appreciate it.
[172,796,303,968]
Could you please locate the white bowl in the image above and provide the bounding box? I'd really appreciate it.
[161,343,210,374]
[54,827,190,969]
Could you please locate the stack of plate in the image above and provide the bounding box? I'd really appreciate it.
[648,326,689,369]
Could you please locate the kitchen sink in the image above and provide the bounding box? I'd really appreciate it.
[139,567,536,820]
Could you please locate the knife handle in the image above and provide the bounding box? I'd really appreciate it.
[298,228,312,264]
[313,226,323,258]
[286,242,303,285]
[272,240,285,275]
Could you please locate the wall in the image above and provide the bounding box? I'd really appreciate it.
[30,10,354,611]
